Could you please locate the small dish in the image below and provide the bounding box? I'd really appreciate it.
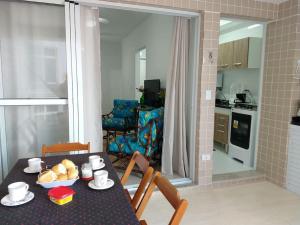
[88,179,114,190]
[92,163,105,171]
[1,191,34,207]
[23,167,41,174]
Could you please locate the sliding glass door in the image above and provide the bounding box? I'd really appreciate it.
[0,1,69,180]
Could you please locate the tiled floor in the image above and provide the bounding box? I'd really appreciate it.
[142,182,300,225]
[213,149,252,175]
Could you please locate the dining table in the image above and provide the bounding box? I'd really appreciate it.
[0,152,140,225]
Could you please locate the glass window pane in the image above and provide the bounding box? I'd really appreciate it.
[0,1,67,98]
[3,105,69,170]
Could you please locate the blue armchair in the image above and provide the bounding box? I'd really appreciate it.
[108,107,164,160]
[102,99,139,148]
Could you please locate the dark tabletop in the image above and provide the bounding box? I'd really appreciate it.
[0,153,140,225]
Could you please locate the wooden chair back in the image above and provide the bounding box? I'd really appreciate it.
[121,151,154,210]
[42,142,90,157]
[136,172,188,225]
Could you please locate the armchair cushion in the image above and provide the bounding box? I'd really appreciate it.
[108,135,146,155]
[112,99,139,118]
[102,99,138,131]
[108,107,164,158]
[102,117,136,130]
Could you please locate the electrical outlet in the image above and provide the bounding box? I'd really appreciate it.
[202,154,211,161]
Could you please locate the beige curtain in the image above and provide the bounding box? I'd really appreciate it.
[162,17,189,178]
[80,6,103,152]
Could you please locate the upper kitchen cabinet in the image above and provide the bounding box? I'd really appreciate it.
[218,37,262,71]
[232,38,249,69]
[218,42,233,70]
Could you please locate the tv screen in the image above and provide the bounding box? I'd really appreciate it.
[144,79,160,93]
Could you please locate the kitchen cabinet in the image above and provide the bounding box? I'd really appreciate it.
[232,38,249,69]
[218,42,233,70]
[217,37,262,71]
[214,113,229,152]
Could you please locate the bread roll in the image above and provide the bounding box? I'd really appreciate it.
[38,170,57,183]
[67,167,79,180]
[61,159,76,170]
[56,174,68,181]
[52,163,67,175]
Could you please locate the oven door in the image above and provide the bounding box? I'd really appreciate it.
[230,112,252,149]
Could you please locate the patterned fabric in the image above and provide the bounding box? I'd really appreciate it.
[102,117,136,130]
[108,107,164,157]
[112,99,139,118]
[108,135,146,155]
[102,99,138,131]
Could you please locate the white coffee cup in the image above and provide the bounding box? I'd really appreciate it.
[28,158,43,172]
[94,170,108,187]
[8,182,29,202]
[89,155,104,170]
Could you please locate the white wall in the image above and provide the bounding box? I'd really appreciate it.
[101,40,122,114]
[217,69,260,103]
[101,14,173,111]
[122,14,174,98]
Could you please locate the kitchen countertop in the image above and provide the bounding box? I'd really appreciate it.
[215,104,233,109]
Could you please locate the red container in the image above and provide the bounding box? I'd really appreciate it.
[48,186,75,205]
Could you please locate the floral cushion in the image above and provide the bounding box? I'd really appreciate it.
[108,135,146,155]
[102,117,136,130]
[112,99,139,118]
[108,107,164,157]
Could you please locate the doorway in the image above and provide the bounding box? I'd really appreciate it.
[213,17,265,179]
[135,48,146,101]
[97,3,200,187]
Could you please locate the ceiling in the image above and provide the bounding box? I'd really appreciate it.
[99,8,150,42]
[220,19,263,35]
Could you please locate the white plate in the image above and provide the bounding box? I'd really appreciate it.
[23,167,41,174]
[92,163,105,170]
[36,176,79,189]
[1,191,34,207]
[88,179,114,190]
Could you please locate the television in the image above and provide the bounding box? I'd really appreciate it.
[144,79,160,93]
[143,79,161,107]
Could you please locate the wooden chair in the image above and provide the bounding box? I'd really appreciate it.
[121,151,154,211]
[136,172,188,225]
[42,142,90,157]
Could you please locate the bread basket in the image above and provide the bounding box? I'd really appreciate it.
[36,166,79,189]
[37,177,79,189]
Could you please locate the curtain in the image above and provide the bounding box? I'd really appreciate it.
[162,17,189,178]
[65,2,102,152]
[80,6,103,152]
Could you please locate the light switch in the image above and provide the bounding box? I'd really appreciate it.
[206,90,212,100]
[202,154,211,161]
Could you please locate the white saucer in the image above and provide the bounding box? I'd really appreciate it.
[1,192,34,207]
[23,167,41,174]
[88,179,114,190]
[92,163,105,170]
